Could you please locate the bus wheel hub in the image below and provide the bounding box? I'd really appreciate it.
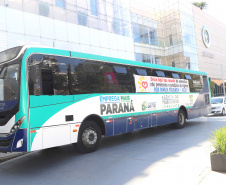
[82,128,97,147]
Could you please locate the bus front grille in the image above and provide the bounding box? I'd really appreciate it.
[0,114,14,126]
[0,138,12,147]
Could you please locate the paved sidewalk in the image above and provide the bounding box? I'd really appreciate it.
[199,170,226,185]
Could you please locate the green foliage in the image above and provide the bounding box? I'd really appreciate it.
[210,126,226,154]
[192,1,208,10]
[209,81,215,97]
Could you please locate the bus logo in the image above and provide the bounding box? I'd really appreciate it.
[100,96,135,115]
[137,76,148,92]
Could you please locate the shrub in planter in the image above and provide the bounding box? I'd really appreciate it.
[210,126,226,172]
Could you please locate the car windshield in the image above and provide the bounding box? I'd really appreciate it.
[0,64,20,111]
[211,98,223,104]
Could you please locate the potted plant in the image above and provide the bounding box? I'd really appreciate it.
[210,126,226,172]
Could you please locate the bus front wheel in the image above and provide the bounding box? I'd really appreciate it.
[173,109,186,129]
[76,121,102,153]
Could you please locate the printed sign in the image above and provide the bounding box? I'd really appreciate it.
[100,95,135,115]
[162,94,179,109]
[142,101,157,111]
[134,75,190,93]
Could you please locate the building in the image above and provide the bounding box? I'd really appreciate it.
[0,0,225,95]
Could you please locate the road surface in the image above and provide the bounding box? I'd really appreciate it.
[0,115,225,185]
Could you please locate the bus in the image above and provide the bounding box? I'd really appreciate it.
[0,46,211,153]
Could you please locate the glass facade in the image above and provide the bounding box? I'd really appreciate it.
[0,0,199,71]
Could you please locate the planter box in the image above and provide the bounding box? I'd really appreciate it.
[210,151,226,172]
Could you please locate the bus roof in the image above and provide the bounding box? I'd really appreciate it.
[23,45,207,76]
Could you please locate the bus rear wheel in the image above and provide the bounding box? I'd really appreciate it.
[173,109,186,129]
[76,121,102,153]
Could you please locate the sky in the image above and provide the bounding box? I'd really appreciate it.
[189,0,226,25]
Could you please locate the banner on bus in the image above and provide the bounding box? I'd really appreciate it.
[134,75,190,93]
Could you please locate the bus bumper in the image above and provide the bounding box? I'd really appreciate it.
[0,129,27,153]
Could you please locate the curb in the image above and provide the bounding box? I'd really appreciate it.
[197,167,211,185]
[0,153,25,163]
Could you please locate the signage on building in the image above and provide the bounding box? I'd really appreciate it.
[202,51,214,58]
[202,26,211,48]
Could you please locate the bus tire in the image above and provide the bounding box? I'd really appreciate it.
[76,121,102,153]
[221,108,225,116]
[173,109,186,129]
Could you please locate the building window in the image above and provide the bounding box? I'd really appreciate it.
[55,0,65,8]
[90,0,98,16]
[172,61,175,67]
[133,23,141,43]
[169,35,173,46]
[38,2,50,17]
[78,11,88,26]
[149,29,158,46]
[135,53,142,62]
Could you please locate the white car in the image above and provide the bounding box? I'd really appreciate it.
[210,97,226,115]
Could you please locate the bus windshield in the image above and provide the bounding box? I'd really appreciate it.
[211,98,223,104]
[0,46,22,112]
[0,64,20,111]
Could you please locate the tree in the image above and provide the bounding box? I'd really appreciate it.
[209,81,215,97]
[192,2,208,10]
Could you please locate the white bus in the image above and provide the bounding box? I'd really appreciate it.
[0,46,210,153]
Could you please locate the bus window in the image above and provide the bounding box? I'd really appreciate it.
[185,74,191,80]
[28,54,70,95]
[54,59,70,95]
[71,59,106,94]
[114,66,127,74]
[164,70,172,78]
[146,68,156,76]
[104,72,117,84]
[172,73,180,79]
[156,70,165,77]
[190,74,203,92]
[41,69,54,95]
[83,61,100,72]
[136,68,147,76]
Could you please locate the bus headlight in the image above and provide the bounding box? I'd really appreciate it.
[10,116,26,134]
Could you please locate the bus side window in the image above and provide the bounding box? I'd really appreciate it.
[113,65,134,93]
[146,68,156,76]
[41,69,54,95]
[70,58,84,94]
[136,68,147,76]
[172,73,180,79]
[28,54,70,96]
[71,59,106,94]
[28,55,42,95]
[49,56,70,95]
[164,70,172,78]
[185,74,203,93]
[156,70,165,77]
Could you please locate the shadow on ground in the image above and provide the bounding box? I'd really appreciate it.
[0,116,225,185]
